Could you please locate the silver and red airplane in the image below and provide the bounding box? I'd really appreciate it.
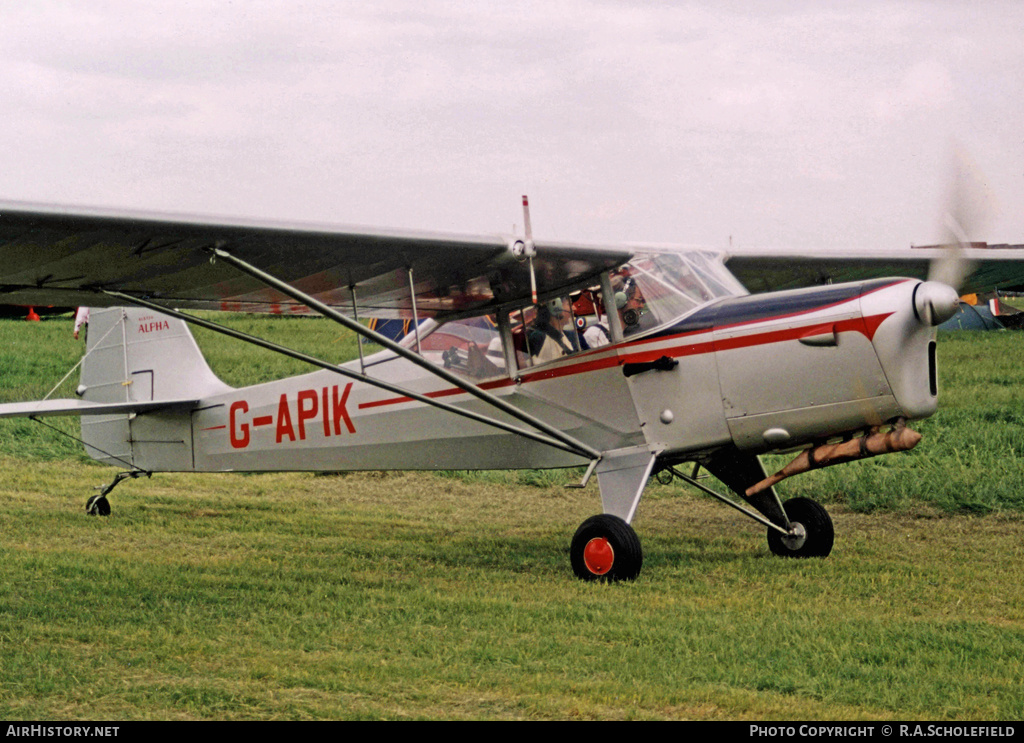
[1,197,1023,581]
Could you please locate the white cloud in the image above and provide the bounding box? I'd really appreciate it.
[0,1,1021,248]
[871,60,957,122]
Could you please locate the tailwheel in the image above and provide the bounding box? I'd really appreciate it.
[84,470,147,516]
[767,497,833,558]
[570,514,643,582]
[86,495,111,516]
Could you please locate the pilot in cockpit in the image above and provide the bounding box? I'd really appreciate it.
[611,266,646,333]
[527,298,578,363]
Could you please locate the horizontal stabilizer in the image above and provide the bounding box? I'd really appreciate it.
[0,398,198,419]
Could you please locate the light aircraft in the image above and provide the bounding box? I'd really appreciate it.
[1,197,1023,582]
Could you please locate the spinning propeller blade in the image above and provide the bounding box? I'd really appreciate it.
[927,146,995,292]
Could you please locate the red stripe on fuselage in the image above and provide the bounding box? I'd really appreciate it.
[356,308,895,411]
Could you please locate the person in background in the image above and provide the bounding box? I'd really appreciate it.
[73,307,89,340]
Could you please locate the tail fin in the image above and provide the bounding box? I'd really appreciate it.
[80,307,230,470]
[81,307,228,404]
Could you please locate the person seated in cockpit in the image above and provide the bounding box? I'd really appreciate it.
[611,266,646,332]
[527,298,578,363]
[580,318,611,349]
[571,290,611,350]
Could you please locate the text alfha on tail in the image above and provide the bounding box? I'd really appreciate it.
[2,195,1024,581]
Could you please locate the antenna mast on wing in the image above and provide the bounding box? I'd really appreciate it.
[523,195,538,305]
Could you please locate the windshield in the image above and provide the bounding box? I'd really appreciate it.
[613,251,743,335]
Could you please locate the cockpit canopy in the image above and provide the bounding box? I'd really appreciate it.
[611,250,745,336]
[386,249,744,379]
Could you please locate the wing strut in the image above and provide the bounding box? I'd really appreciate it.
[407,267,423,356]
[102,290,597,461]
[204,246,602,460]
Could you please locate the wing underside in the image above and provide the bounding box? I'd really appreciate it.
[6,202,1024,315]
[726,247,1024,295]
[0,202,633,319]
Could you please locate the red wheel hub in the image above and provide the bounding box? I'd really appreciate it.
[583,537,615,576]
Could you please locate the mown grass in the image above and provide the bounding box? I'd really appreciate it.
[1,314,1023,720]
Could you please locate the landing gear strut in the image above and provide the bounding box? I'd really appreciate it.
[570,514,643,582]
[85,470,149,516]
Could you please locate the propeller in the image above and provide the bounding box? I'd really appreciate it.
[918,146,997,326]
[927,146,996,289]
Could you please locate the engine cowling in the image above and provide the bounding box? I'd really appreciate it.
[710,278,943,453]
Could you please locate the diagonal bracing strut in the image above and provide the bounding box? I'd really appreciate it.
[101,289,598,461]
[204,246,602,460]
[667,465,792,536]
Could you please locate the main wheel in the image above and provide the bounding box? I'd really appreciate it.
[655,468,674,486]
[570,514,643,581]
[86,495,111,516]
[767,497,833,558]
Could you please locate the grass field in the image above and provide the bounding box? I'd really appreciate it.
[1,314,1023,720]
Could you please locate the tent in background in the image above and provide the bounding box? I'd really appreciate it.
[939,302,1004,330]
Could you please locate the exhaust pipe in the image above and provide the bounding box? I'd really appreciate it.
[746,419,921,498]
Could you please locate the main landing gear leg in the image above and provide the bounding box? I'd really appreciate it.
[570,447,657,582]
[695,448,835,558]
[86,470,149,516]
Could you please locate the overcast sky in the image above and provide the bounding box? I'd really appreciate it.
[1,1,1021,252]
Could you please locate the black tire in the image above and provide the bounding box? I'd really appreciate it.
[570,514,643,582]
[86,495,111,516]
[767,497,833,558]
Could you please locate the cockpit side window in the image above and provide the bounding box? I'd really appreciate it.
[388,250,739,376]
[412,315,506,379]
[506,287,616,372]
[508,297,576,370]
[505,293,582,370]
[571,288,614,351]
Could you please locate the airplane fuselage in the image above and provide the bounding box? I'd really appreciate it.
[90,274,940,481]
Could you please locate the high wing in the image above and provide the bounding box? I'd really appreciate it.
[0,201,632,319]
[725,243,1024,295]
[9,200,1024,313]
